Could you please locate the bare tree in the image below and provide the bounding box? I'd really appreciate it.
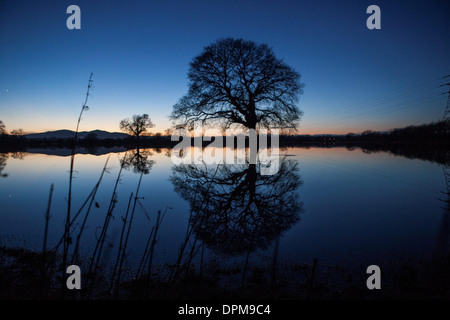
[120,114,154,149]
[164,128,173,136]
[170,38,304,131]
[10,128,24,137]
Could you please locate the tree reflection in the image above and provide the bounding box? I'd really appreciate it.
[10,152,26,160]
[170,158,303,255]
[0,153,8,178]
[122,149,155,174]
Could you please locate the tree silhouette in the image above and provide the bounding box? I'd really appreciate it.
[170,158,303,255]
[10,129,24,137]
[120,114,154,149]
[0,121,6,146]
[170,38,304,131]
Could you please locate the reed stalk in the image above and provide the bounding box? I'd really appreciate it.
[86,157,125,297]
[108,191,133,298]
[71,156,110,265]
[113,172,144,297]
[62,73,93,275]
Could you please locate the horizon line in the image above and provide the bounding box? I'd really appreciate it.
[19,119,446,137]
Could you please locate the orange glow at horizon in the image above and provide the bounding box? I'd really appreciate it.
[4,112,407,136]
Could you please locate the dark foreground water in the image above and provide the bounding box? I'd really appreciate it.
[0,147,449,297]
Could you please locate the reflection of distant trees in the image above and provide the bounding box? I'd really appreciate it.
[164,148,172,158]
[10,152,26,160]
[360,146,450,166]
[122,149,155,174]
[0,152,27,178]
[170,158,303,255]
[0,153,8,177]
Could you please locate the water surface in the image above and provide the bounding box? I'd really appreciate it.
[0,147,448,276]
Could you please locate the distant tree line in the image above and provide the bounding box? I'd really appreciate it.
[1,119,449,166]
[1,119,449,151]
[278,120,449,146]
[349,120,449,144]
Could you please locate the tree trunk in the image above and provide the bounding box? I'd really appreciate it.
[247,112,257,131]
[247,163,257,204]
[247,115,258,164]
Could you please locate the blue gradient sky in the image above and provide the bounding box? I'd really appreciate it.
[0,0,449,134]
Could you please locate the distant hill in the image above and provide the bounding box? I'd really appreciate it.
[25,129,131,140]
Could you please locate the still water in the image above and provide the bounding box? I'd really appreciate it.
[0,147,448,276]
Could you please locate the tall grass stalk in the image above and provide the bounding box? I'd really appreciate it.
[108,191,133,298]
[52,159,109,253]
[62,73,93,275]
[136,226,154,280]
[86,156,125,297]
[113,171,144,297]
[137,206,169,282]
[147,209,162,279]
[165,164,220,294]
[71,156,110,265]
[42,184,54,259]
[40,183,54,297]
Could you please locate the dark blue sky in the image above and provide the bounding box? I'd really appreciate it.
[1,0,449,134]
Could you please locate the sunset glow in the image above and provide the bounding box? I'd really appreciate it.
[1,1,448,136]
